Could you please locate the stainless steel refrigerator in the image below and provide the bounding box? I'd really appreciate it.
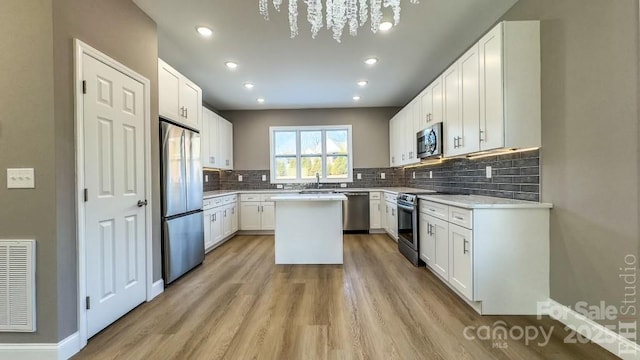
[160,120,204,285]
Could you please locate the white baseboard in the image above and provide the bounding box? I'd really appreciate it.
[57,332,81,360]
[149,279,164,301]
[544,299,640,360]
[0,331,81,360]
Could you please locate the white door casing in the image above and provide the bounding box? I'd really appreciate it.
[83,53,147,338]
[74,39,154,349]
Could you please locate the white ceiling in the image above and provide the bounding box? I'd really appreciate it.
[133,0,517,110]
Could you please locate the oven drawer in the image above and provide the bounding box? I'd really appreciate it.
[449,206,473,229]
[419,200,448,221]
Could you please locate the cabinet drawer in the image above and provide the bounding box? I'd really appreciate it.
[369,192,381,200]
[260,194,275,202]
[203,199,213,209]
[449,206,473,229]
[240,194,261,202]
[222,195,237,204]
[419,200,448,221]
[384,192,397,203]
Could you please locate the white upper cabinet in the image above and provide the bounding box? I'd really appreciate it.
[442,62,461,157]
[201,107,233,170]
[419,75,443,129]
[479,21,541,151]
[158,58,202,131]
[390,21,540,162]
[447,43,481,157]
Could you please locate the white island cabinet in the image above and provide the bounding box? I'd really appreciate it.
[271,193,347,265]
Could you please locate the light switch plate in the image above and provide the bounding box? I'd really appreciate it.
[262,174,267,181]
[276,184,283,189]
[238,175,243,182]
[486,166,492,179]
[205,174,209,182]
[429,171,433,179]
[7,168,35,189]
[357,173,362,180]
[380,172,386,179]
[340,183,347,188]
[412,171,416,179]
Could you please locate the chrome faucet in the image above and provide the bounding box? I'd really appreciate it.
[316,172,320,189]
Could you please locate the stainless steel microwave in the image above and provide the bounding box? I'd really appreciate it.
[416,122,443,159]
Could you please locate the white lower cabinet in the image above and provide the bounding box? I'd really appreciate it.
[383,193,398,240]
[369,192,382,229]
[418,198,550,315]
[203,195,238,252]
[239,194,275,230]
[449,224,473,300]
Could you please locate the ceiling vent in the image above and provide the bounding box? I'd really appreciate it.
[0,240,36,332]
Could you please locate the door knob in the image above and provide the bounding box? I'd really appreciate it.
[137,200,148,207]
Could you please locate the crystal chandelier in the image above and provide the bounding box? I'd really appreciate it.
[259,0,419,43]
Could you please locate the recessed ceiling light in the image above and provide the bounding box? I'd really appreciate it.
[364,57,378,65]
[379,22,393,32]
[243,82,255,89]
[353,96,361,101]
[257,98,265,103]
[357,80,368,87]
[196,26,213,37]
[225,61,238,69]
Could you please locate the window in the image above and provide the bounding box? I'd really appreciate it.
[270,125,353,183]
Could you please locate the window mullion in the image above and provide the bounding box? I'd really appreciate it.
[321,130,327,181]
[296,130,301,181]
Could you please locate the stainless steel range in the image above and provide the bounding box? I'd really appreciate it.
[397,193,421,266]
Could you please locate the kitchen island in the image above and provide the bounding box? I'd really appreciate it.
[271,193,347,264]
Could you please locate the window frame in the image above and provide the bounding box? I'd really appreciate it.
[269,125,353,184]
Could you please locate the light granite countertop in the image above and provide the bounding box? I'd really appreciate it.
[203,187,431,199]
[418,194,553,209]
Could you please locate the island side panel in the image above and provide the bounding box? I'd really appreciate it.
[274,200,344,264]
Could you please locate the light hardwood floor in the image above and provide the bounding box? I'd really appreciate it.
[74,234,617,359]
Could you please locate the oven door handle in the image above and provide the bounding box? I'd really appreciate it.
[397,203,415,212]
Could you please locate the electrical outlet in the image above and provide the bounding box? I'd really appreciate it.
[205,174,209,182]
[486,166,492,179]
[380,172,386,179]
[357,173,362,180]
[340,183,347,188]
[277,184,283,189]
[429,171,433,179]
[262,174,267,181]
[412,171,416,179]
[238,175,243,182]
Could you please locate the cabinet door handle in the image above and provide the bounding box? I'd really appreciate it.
[463,239,469,254]
[392,209,395,216]
[232,208,235,215]
[224,210,227,217]
[453,137,458,148]
[479,130,485,142]
[185,107,188,118]
[378,204,380,211]
[458,136,463,148]
[453,215,464,221]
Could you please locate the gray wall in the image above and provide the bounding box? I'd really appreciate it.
[0,0,56,344]
[0,0,158,344]
[502,0,639,334]
[51,0,159,341]
[221,107,398,170]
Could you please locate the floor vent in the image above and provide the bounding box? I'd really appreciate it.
[0,240,36,332]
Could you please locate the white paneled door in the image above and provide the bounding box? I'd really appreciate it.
[83,54,147,338]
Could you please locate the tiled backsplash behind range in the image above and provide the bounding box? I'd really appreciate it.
[217,168,405,190]
[203,149,540,201]
[405,149,540,201]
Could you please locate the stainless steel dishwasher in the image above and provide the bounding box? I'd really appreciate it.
[342,192,370,232]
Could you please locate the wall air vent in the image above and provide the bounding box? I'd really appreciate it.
[0,240,36,332]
